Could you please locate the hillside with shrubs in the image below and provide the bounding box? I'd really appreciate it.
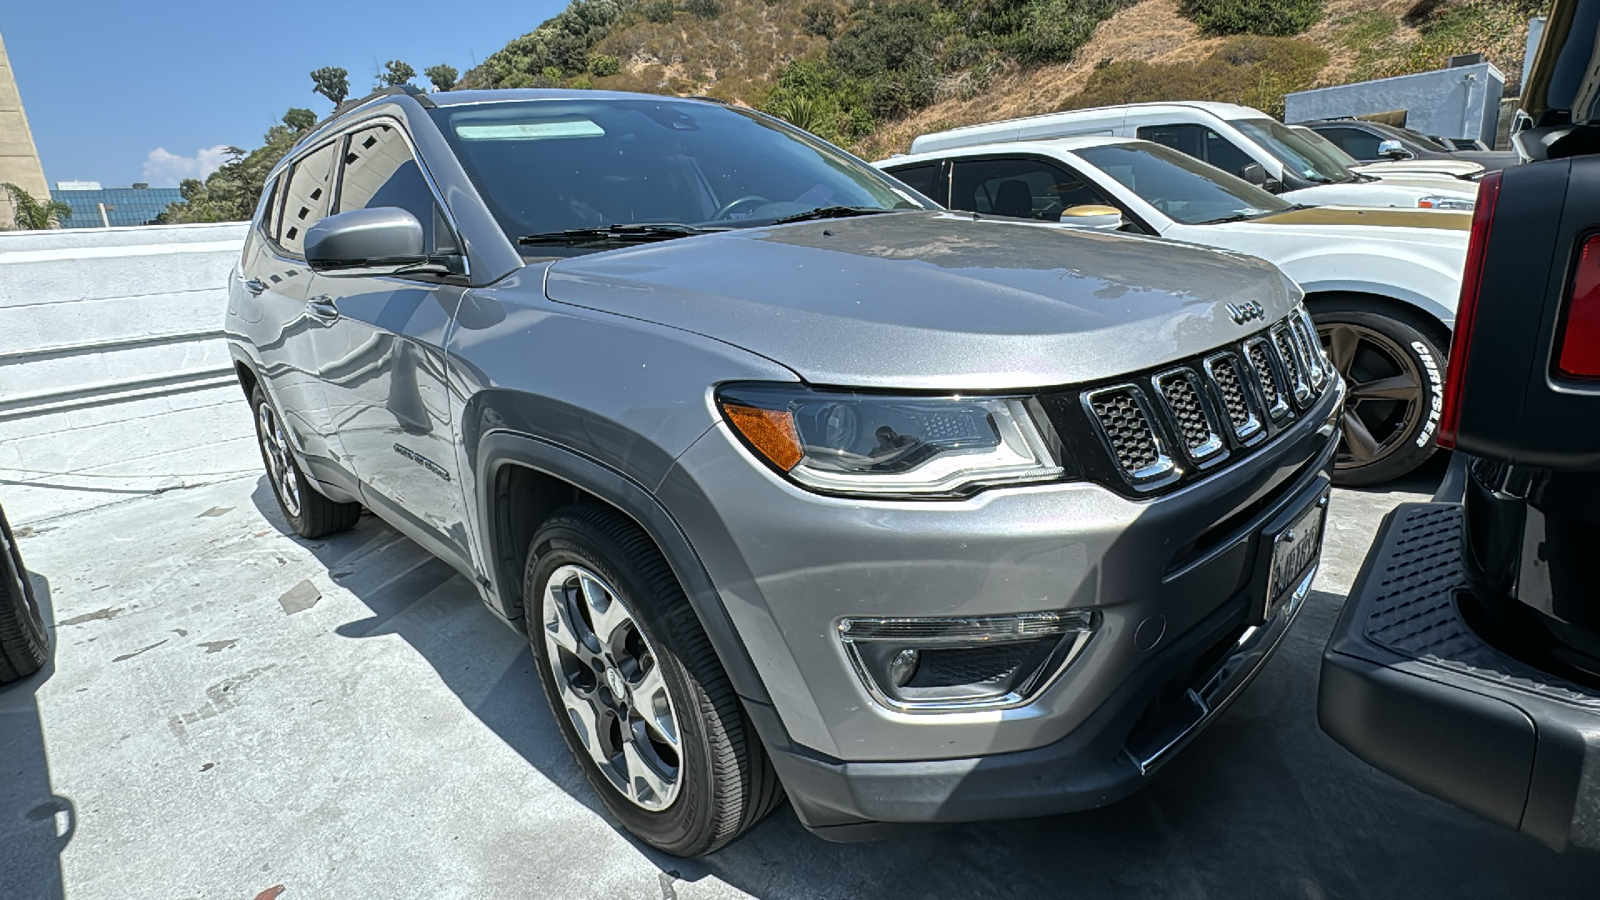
[456,0,1543,157]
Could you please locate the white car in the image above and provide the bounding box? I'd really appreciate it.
[1286,124,1486,190]
[878,135,1470,485]
[908,102,1479,211]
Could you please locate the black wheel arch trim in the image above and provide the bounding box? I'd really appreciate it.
[472,430,791,749]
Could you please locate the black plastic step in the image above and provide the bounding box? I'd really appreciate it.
[1321,502,1600,853]
[1358,504,1600,707]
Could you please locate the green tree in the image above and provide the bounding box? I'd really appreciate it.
[380,60,417,88]
[425,63,459,91]
[311,66,350,107]
[589,53,621,77]
[2,183,71,230]
[685,0,722,18]
[282,107,318,132]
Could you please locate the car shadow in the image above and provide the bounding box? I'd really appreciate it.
[248,477,1600,899]
[0,568,75,900]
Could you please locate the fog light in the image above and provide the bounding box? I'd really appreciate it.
[889,648,921,687]
[838,611,1098,713]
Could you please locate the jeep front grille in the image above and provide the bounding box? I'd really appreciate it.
[1055,313,1332,495]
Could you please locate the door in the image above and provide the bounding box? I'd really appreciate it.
[307,121,472,568]
[244,141,349,481]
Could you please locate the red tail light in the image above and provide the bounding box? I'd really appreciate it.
[1438,170,1502,449]
[1558,235,1600,379]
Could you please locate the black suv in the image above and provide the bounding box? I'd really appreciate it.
[1318,0,1600,852]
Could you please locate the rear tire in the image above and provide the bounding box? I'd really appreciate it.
[0,505,48,685]
[250,385,361,539]
[525,503,782,856]
[1310,296,1447,487]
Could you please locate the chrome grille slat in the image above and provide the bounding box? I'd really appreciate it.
[1153,368,1226,466]
[1273,325,1313,407]
[1202,352,1264,444]
[1082,386,1177,489]
[1244,337,1290,420]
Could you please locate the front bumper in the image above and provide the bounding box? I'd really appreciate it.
[660,378,1341,828]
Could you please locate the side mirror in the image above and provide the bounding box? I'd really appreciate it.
[1238,163,1268,186]
[305,207,428,277]
[1377,139,1411,160]
[1058,204,1126,230]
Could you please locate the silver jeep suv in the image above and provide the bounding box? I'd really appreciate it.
[226,87,1344,855]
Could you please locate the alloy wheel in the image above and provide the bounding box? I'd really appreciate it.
[1318,322,1428,471]
[256,402,302,519]
[542,563,682,811]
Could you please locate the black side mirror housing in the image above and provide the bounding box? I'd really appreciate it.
[305,207,429,277]
[1239,163,1268,186]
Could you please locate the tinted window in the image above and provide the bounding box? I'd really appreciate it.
[886,163,944,205]
[279,141,339,256]
[1074,141,1290,225]
[948,157,1112,220]
[1135,124,1255,177]
[430,100,927,248]
[1316,126,1384,161]
[336,123,451,252]
[1231,118,1357,183]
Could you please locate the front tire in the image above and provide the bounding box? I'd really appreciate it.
[1312,297,1447,487]
[525,503,781,856]
[250,385,361,539]
[0,505,48,685]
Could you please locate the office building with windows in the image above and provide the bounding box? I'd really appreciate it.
[52,182,185,228]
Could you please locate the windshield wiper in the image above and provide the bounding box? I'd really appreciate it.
[767,205,898,226]
[517,223,719,246]
[1199,208,1284,225]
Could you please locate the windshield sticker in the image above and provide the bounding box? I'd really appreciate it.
[455,121,606,140]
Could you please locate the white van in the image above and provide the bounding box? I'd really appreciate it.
[908,102,1478,210]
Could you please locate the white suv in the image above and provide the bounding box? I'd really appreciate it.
[909,102,1478,211]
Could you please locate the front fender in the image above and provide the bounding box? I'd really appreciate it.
[1277,252,1462,330]
[470,430,791,753]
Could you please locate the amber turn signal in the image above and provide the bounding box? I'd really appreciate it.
[723,404,804,471]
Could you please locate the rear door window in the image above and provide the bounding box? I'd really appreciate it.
[884,163,947,206]
[948,157,1114,220]
[1316,126,1383,161]
[1136,123,1256,178]
[277,141,339,257]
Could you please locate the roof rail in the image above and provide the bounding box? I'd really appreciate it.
[688,95,729,105]
[330,84,435,119]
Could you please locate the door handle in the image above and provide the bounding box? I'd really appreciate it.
[306,296,340,323]
[242,277,267,296]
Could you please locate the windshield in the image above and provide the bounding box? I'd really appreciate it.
[430,99,925,249]
[1232,117,1359,184]
[1073,141,1292,225]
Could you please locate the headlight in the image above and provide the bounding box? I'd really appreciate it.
[1417,195,1475,210]
[716,383,1066,498]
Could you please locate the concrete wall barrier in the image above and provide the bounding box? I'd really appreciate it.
[0,222,257,524]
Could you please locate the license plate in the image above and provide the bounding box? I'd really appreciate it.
[1264,494,1327,619]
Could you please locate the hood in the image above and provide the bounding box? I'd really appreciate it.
[1210,206,1469,256]
[1281,180,1473,209]
[1355,159,1484,179]
[543,211,1297,390]
[1249,205,1470,236]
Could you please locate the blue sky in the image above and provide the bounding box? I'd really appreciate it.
[1,0,567,188]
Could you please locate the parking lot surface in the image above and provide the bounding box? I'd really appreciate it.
[4,461,1600,899]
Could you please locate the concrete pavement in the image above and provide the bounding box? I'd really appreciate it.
[3,460,1599,899]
